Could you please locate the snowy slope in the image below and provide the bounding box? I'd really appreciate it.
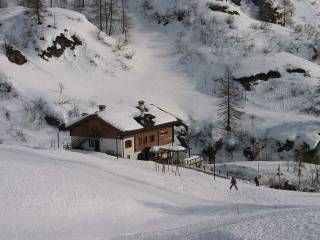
[214,160,320,188]
[1,145,320,240]
[0,5,212,148]
[128,0,320,154]
[1,0,320,160]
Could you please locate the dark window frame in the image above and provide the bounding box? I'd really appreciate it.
[125,140,132,148]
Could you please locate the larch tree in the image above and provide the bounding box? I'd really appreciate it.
[217,67,243,133]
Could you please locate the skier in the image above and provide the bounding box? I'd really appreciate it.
[230,176,238,190]
[254,176,260,187]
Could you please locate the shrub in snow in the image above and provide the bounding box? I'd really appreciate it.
[0,75,17,99]
[250,23,259,30]
[67,102,80,119]
[141,0,153,13]
[225,15,236,29]
[23,96,59,128]
[6,128,27,143]
[123,50,135,59]
[259,21,272,31]
[114,38,126,51]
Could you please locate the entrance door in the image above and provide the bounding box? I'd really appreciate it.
[142,147,153,160]
[94,140,100,152]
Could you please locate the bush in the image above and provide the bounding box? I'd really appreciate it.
[24,96,55,127]
[225,15,235,29]
[250,23,259,30]
[259,21,272,31]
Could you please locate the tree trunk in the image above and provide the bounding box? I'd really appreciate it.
[36,0,41,24]
[121,0,125,34]
[104,0,108,33]
[99,0,103,30]
[108,0,113,35]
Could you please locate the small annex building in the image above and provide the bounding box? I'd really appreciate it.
[65,101,184,160]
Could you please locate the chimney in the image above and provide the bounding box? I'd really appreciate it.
[138,100,145,117]
[98,105,106,112]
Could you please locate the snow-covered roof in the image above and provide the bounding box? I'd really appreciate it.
[150,144,186,153]
[66,103,180,132]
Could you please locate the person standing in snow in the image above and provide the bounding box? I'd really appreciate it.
[230,177,238,190]
[254,176,260,187]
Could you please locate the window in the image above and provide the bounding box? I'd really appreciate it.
[125,140,132,148]
[150,135,155,142]
[138,137,142,145]
[160,131,168,136]
[143,136,148,144]
[89,139,95,147]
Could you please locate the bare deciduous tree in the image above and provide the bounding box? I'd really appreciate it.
[280,0,295,27]
[21,0,44,24]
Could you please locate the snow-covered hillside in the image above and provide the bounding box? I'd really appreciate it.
[1,145,320,240]
[1,0,320,161]
[214,160,320,190]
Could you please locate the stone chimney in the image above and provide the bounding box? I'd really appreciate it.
[138,100,145,117]
[98,105,106,112]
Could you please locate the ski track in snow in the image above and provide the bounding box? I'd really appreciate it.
[1,145,320,240]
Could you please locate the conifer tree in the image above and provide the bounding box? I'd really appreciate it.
[217,67,243,133]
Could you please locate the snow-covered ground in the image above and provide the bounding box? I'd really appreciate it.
[1,1,320,161]
[0,145,320,240]
[214,160,320,189]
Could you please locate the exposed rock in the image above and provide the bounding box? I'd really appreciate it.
[286,68,306,74]
[40,33,82,60]
[151,9,190,25]
[277,140,294,152]
[207,3,240,15]
[312,46,318,61]
[251,0,282,24]
[235,70,281,91]
[71,35,82,47]
[231,0,242,6]
[45,115,62,127]
[5,44,27,65]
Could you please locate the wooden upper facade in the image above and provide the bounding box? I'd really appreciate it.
[131,126,173,152]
